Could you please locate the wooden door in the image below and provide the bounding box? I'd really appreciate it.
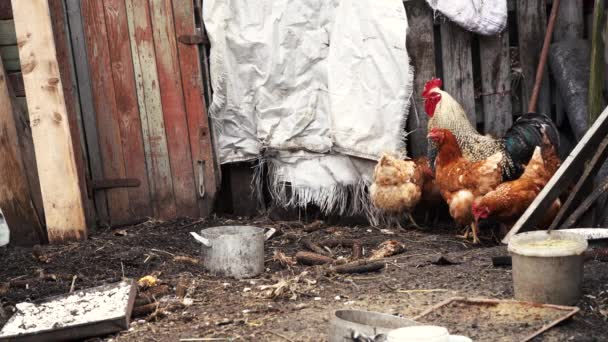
[71,0,217,225]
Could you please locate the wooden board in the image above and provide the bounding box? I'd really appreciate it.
[554,0,583,40]
[7,71,23,96]
[12,0,87,242]
[48,0,95,230]
[0,19,15,45]
[517,0,551,115]
[81,0,131,224]
[479,32,512,136]
[0,0,12,20]
[0,58,45,246]
[440,21,476,124]
[102,0,152,218]
[172,0,218,216]
[65,0,109,226]
[125,0,176,219]
[404,0,436,157]
[503,106,608,243]
[149,0,198,217]
[0,45,18,59]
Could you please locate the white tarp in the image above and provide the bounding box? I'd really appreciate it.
[204,0,413,219]
[426,0,507,36]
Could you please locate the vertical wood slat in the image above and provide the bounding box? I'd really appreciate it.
[81,0,131,223]
[517,0,551,115]
[172,0,218,215]
[440,22,476,124]
[149,0,198,217]
[0,58,46,245]
[48,0,95,228]
[404,0,436,157]
[12,0,87,242]
[65,0,109,226]
[553,0,583,127]
[479,32,512,136]
[102,0,152,218]
[0,0,12,20]
[125,0,176,218]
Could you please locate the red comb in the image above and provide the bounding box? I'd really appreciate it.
[422,77,442,98]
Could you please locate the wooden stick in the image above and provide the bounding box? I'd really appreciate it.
[302,239,329,256]
[588,0,605,123]
[527,0,560,113]
[548,136,608,231]
[352,241,363,260]
[559,177,608,229]
[295,251,334,266]
[331,260,385,274]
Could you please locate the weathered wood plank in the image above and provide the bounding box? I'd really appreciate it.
[7,71,22,96]
[404,0,435,157]
[0,19,15,45]
[0,0,12,20]
[65,0,109,226]
[479,32,512,136]
[149,0,198,217]
[125,0,176,219]
[517,0,551,115]
[553,0,583,127]
[503,106,608,243]
[48,0,95,230]
[2,58,19,71]
[102,0,152,218]
[0,58,45,245]
[12,0,87,242]
[588,0,605,123]
[440,21,476,124]
[172,0,218,216]
[81,0,131,223]
[0,45,18,59]
[554,0,583,40]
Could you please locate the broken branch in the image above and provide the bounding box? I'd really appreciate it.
[295,251,334,266]
[330,260,385,274]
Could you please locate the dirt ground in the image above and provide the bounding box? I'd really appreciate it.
[1,216,608,341]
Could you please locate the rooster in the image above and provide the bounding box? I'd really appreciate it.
[428,128,503,243]
[369,154,433,227]
[472,133,562,234]
[423,78,559,181]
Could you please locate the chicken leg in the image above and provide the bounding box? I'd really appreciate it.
[470,221,480,244]
[407,212,422,229]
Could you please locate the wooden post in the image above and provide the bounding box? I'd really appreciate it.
[479,32,512,136]
[404,0,436,157]
[12,0,87,242]
[517,0,551,115]
[589,0,605,124]
[440,22,476,124]
[0,58,46,245]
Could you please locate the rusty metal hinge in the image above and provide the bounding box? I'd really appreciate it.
[178,34,209,46]
[87,178,141,198]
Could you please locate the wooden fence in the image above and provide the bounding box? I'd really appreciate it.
[0,0,601,243]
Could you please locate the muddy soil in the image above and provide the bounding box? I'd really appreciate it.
[1,216,607,341]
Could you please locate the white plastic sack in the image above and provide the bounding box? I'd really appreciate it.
[426,0,507,36]
[204,0,413,218]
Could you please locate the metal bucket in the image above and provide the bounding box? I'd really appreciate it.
[190,226,275,279]
[329,309,419,342]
